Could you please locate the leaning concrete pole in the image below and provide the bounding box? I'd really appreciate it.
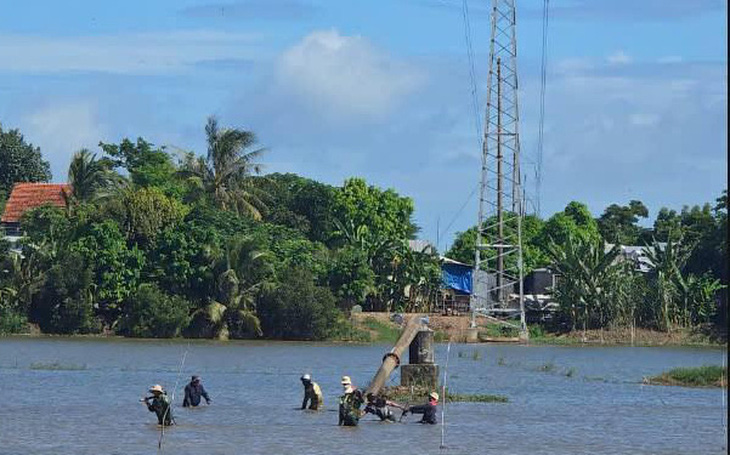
[364,315,425,397]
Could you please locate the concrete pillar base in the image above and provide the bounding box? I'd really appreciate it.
[464,327,479,343]
[401,364,439,389]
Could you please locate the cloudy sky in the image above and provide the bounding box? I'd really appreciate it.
[0,0,726,250]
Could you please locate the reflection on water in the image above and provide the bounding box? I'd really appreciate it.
[0,337,726,455]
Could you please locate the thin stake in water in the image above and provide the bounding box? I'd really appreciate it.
[440,342,452,450]
[158,345,188,454]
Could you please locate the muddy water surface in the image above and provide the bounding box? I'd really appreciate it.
[0,337,725,454]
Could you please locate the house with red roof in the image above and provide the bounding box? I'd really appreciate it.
[1,183,71,244]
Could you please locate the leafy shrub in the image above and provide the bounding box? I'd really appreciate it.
[31,252,101,334]
[257,267,340,340]
[119,284,191,338]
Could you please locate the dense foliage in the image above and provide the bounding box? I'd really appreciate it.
[0,120,726,339]
[448,195,727,337]
[0,118,441,338]
[0,124,52,197]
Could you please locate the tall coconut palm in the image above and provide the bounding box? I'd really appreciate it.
[67,149,119,203]
[183,117,268,219]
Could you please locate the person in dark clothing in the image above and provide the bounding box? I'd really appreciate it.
[363,394,404,422]
[300,374,323,410]
[338,376,364,427]
[183,376,210,407]
[144,384,174,426]
[405,391,439,424]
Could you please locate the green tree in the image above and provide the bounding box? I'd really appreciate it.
[106,187,188,247]
[333,178,417,243]
[30,251,99,334]
[257,267,340,340]
[181,116,268,219]
[70,220,145,325]
[67,149,119,203]
[447,214,548,274]
[643,237,692,331]
[539,201,601,246]
[546,233,623,335]
[99,138,182,195]
[119,283,191,338]
[597,200,649,245]
[0,124,52,196]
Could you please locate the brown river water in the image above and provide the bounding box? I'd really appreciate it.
[0,337,726,454]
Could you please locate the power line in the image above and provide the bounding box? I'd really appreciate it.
[461,0,482,145]
[535,0,550,218]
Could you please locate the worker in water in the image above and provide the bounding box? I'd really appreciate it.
[404,391,439,424]
[183,375,211,407]
[143,384,174,426]
[363,394,403,422]
[300,374,323,410]
[338,376,364,426]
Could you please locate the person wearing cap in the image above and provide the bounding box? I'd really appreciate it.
[183,375,211,408]
[404,391,439,424]
[300,374,323,410]
[144,384,174,426]
[338,376,364,426]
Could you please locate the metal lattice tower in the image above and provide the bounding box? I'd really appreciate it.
[472,0,527,337]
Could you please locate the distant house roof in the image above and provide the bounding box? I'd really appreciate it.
[408,239,436,254]
[1,183,71,223]
[605,242,666,273]
[440,256,471,267]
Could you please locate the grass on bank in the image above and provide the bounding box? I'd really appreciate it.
[382,385,508,404]
[29,361,87,371]
[644,365,727,388]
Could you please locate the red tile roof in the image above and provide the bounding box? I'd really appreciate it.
[1,183,71,223]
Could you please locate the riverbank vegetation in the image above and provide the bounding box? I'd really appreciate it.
[0,120,727,342]
[382,385,508,404]
[0,120,441,339]
[449,196,727,342]
[644,365,727,388]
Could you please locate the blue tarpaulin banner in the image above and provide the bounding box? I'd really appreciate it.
[442,263,472,294]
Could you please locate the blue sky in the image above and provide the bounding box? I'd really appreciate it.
[0,0,726,251]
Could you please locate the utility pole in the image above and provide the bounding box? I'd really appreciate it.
[472,0,527,339]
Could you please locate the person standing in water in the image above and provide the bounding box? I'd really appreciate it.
[300,374,323,410]
[338,376,364,426]
[143,384,174,426]
[404,391,439,424]
[183,375,211,408]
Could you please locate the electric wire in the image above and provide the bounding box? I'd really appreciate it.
[461,0,483,146]
[535,0,550,217]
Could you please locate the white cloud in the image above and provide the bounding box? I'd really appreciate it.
[21,102,103,181]
[629,113,660,127]
[658,56,683,64]
[606,50,632,65]
[275,29,425,119]
[0,30,261,74]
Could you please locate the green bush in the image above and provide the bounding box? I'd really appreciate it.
[0,307,27,334]
[119,284,191,338]
[257,267,340,340]
[31,252,101,334]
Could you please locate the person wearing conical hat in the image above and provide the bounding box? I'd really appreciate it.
[143,384,174,426]
[300,374,323,410]
[338,376,364,426]
[404,391,439,424]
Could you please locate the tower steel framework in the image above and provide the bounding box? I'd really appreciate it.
[472,0,527,338]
